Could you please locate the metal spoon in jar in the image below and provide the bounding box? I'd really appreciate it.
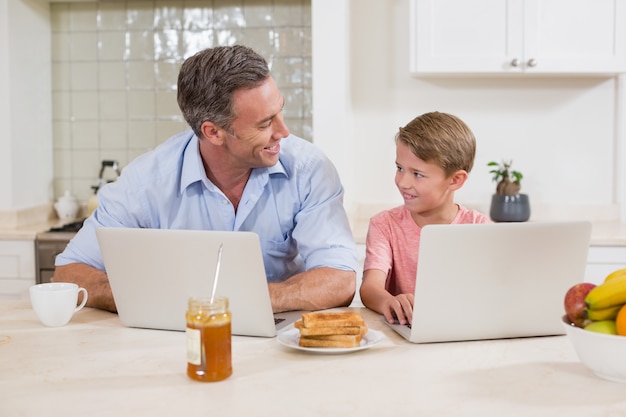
[210,243,223,303]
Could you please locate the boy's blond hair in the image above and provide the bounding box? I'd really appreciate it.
[395,111,476,177]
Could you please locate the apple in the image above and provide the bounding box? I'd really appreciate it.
[564,282,596,328]
[584,320,617,335]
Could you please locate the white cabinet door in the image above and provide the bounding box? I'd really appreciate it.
[524,0,626,74]
[585,246,626,285]
[411,0,524,74]
[410,0,626,75]
[0,240,36,300]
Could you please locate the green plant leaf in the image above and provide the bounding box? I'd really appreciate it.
[487,159,524,193]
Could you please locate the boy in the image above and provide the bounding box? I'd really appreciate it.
[360,112,490,325]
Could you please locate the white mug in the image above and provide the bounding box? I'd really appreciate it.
[29,282,88,327]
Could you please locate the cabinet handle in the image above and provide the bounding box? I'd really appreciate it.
[527,58,537,68]
[510,59,519,67]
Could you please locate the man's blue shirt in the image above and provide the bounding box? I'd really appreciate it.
[56,131,358,282]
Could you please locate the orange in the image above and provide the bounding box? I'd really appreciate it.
[616,304,626,336]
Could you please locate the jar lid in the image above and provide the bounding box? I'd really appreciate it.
[188,296,229,313]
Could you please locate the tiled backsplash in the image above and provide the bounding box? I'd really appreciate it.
[51,0,311,202]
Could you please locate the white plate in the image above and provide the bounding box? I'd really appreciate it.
[276,328,384,354]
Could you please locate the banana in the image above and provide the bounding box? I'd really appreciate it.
[604,267,626,283]
[585,275,626,310]
[584,304,623,321]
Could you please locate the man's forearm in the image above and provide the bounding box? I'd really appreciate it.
[53,263,117,313]
[268,267,356,313]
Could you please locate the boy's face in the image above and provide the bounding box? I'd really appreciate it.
[394,141,457,217]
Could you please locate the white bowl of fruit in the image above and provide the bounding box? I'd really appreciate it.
[563,268,626,383]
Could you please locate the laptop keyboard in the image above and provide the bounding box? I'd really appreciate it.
[274,317,285,325]
[393,319,412,329]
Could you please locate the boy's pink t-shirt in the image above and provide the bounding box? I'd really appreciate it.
[363,205,491,296]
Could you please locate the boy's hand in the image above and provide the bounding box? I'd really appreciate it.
[382,293,414,325]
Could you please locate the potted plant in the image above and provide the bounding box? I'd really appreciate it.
[487,160,530,222]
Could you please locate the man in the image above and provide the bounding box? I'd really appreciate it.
[54,45,358,313]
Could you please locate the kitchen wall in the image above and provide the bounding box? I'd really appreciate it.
[51,0,312,202]
[1,0,624,230]
[312,0,626,231]
[0,0,52,223]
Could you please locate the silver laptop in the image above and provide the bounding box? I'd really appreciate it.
[384,221,592,343]
[96,227,301,337]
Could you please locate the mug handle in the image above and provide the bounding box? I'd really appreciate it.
[75,288,88,312]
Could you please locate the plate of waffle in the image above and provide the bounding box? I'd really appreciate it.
[277,311,384,354]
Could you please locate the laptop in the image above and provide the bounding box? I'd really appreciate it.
[384,221,592,343]
[96,227,302,337]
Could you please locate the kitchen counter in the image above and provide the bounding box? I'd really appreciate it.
[351,218,626,246]
[587,222,626,246]
[0,222,52,240]
[3,219,626,246]
[1,300,625,417]
[0,220,70,240]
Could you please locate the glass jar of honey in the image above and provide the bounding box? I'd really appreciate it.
[185,296,232,382]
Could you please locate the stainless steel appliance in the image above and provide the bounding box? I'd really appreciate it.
[88,160,121,216]
[36,159,119,283]
[35,220,84,284]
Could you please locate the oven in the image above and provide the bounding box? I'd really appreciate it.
[35,220,84,284]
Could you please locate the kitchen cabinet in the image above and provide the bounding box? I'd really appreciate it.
[584,246,626,285]
[0,240,36,300]
[410,0,626,75]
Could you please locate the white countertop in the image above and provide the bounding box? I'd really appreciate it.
[352,220,626,246]
[0,220,68,240]
[1,300,625,417]
[3,220,626,246]
[587,222,626,246]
